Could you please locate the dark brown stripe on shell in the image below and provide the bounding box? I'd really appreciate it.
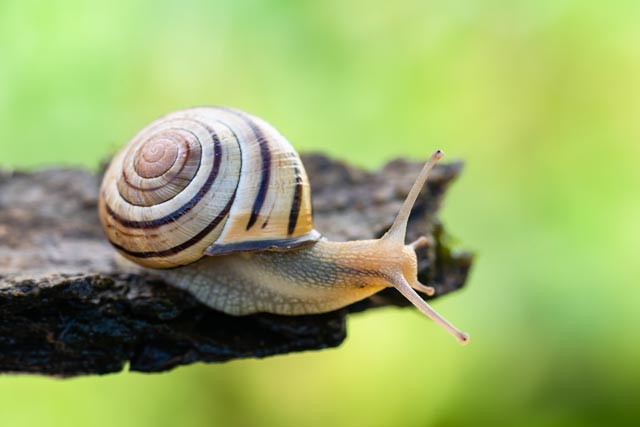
[287,165,303,236]
[109,187,237,260]
[261,201,276,229]
[107,123,221,229]
[217,107,271,230]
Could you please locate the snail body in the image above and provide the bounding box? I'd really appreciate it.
[99,107,468,344]
[163,238,416,316]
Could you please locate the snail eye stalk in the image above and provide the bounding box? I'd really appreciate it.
[382,150,469,345]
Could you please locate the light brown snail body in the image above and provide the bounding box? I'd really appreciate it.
[99,106,468,344]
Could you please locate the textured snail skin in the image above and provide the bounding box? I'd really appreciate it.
[163,239,418,315]
[99,107,469,344]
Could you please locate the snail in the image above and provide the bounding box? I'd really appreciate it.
[98,106,469,344]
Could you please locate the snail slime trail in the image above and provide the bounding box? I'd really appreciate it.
[99,107,468,344]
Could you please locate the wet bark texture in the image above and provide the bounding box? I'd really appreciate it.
[0,154,472,376]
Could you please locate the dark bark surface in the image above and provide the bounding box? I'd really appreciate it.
[0,154,472,376]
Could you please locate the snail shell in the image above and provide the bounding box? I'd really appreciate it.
[99,107,320,268]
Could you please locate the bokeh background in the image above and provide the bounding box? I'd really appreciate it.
[1,0,639,426]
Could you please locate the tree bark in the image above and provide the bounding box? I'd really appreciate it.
[0,154,472,376]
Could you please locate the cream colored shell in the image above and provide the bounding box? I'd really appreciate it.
[99,106,320,268]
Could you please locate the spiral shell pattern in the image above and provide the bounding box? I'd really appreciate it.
[99,107,319,268]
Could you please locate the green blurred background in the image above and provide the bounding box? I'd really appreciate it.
[1,0,639,426]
